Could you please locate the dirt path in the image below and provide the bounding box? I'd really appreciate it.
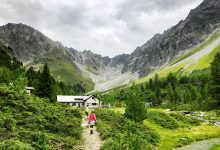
[81,116,103,150]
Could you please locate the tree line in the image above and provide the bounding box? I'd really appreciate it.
[99,52,220,111]
[0,44,86,102]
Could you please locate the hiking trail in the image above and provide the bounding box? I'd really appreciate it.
[81,116,103,150]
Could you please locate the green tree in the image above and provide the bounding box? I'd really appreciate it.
[35,64,55,102]
[167,73,178,88]
[116,89,129,101]
[189,85,198,101]
[148,78,154,90]
[154,74,160,88]
[26,67,38,87]
[167,83,174,104]
[183,88,191,104]
[210,52,220,106]
[125,92,147,123]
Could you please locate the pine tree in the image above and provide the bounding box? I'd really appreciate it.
[140,85,145,93]
[210,52,220,106]
[154,74,160,88]
[26,67,38,87]
[155,87,161,98]
[167,73,178,88]
[167,83,174,104]
[148,78,154,89]
[35,64,55,102]
[184,88,191,104]
[125,92,147,123]
[189,85,198,101]
[173,88,179,105]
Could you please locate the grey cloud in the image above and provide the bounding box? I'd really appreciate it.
[116,0,203,23]
[0,0,203,57]
[58,4,87,27]
[3,0,44,24]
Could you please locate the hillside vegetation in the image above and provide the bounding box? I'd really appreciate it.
[0,44,83,149]
[95,108,220,150]
[0,85,82,149]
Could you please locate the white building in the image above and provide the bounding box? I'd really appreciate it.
[25,87,34,95]
[57,95,101,108]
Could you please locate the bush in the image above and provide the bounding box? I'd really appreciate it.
[170,113,201,126]
[147,110,179,129]
[0,113,16,132]
[96,109,159,149]
[0,139,34,150]
[0,86,82,149]
[176,137,193,147]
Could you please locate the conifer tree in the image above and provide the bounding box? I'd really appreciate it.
[35,64,55,102]
[167,83,174,104]
[210,52,220,106]
[167,73,178,88]
[184,88,191,103]
[125,92,147,123]
[154,74,159,88]
[189,85,198,101]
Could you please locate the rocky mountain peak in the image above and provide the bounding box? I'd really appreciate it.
[0,0,219,91]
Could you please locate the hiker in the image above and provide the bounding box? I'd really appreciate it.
[85,107,89,121]
[89,110,96,135]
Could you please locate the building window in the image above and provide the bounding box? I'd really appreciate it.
[75,98,83,101]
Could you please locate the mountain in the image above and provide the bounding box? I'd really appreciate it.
[0,23,94,91]
[0,0,219,92]
[69,0,220,91]
[122,0,220,76]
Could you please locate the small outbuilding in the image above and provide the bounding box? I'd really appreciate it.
[25,86,34,95]
[57,95,101,108]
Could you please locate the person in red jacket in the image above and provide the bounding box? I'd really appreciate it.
[89,110,96,135]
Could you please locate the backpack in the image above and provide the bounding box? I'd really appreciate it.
[89,114,95,121]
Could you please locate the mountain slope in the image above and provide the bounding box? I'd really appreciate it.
[122,0,220,76]
[135,29,220,84]
[70,0,220,91]
[0,0,219,92]
[0,23,94,91]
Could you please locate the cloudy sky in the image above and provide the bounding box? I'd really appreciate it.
[0,0,203,57]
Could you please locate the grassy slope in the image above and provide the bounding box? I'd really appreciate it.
[31,48,94,92]
[170,31,220,65]
[134,30,220,85]
[108,108,220,150]
[144,120,220,150]
[145,109,220,150]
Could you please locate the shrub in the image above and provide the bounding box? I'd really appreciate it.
[0,139,34,150]
[147,110,179,129]
[96,109,159,149]
[0,113,16,132]
[0,85,82,148]
[176,137,193,147]
[170,113,201,126]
